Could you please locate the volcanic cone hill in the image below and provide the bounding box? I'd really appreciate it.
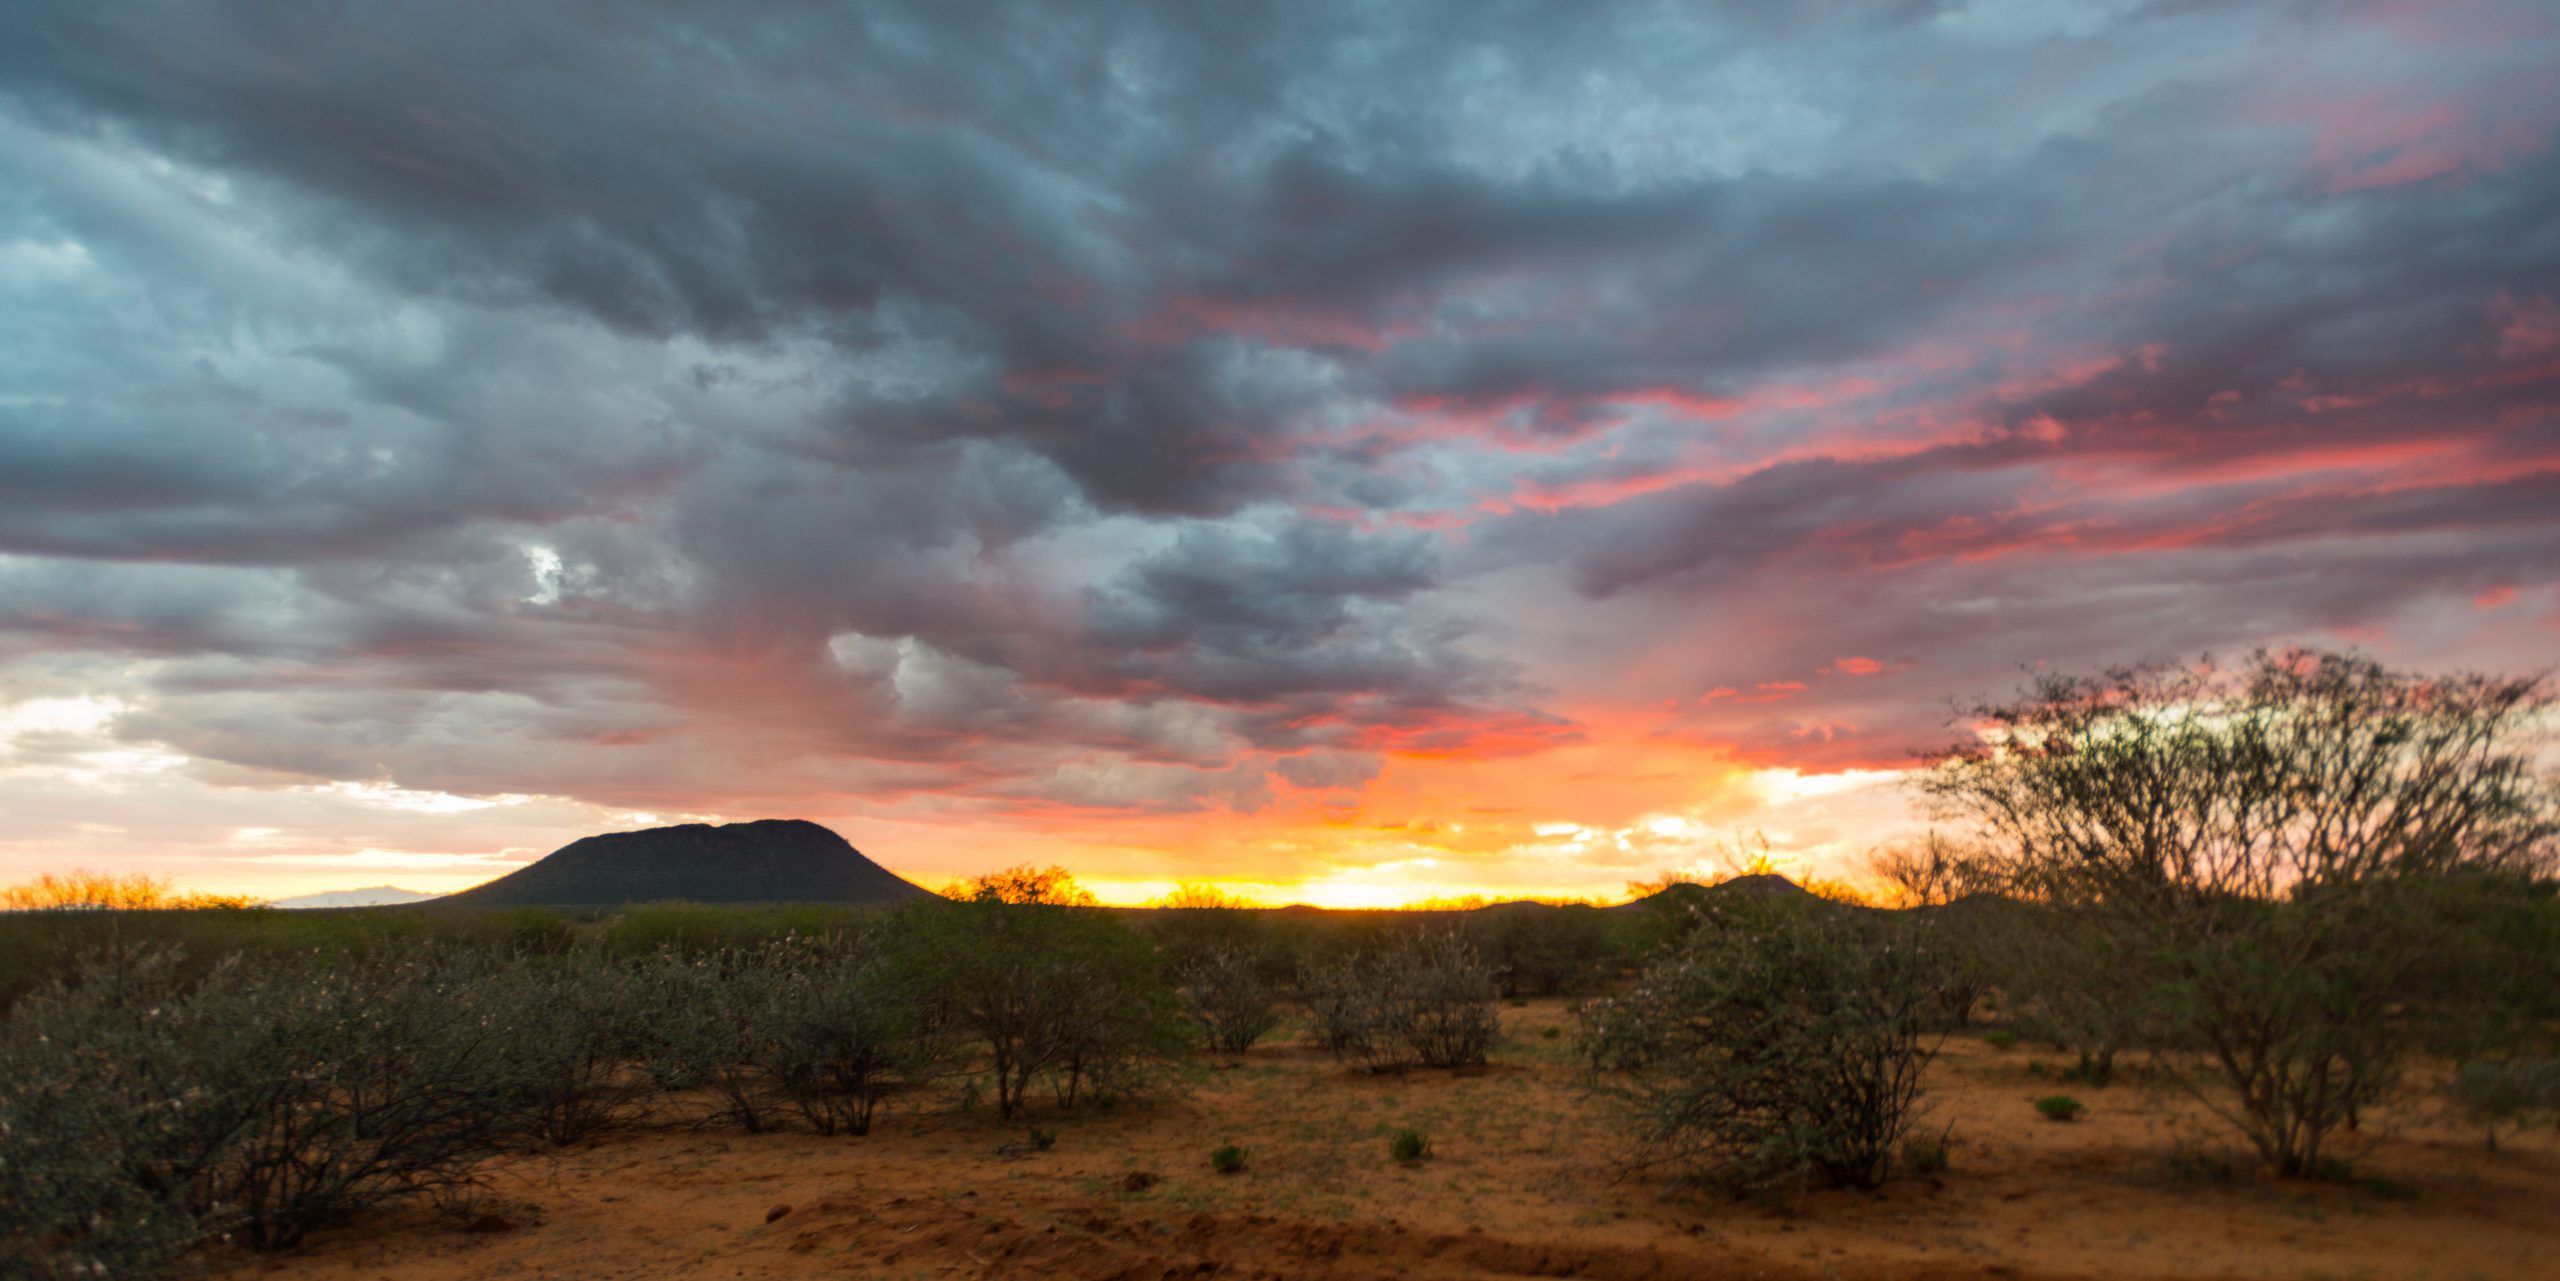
[441,818,930,907]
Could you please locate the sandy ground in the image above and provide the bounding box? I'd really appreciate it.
[211,999,2558,1280]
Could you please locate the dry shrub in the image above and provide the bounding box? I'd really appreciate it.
[1299,926,1499,1073]
[1182,941,1284,1054]
[1580,900,1944,1192]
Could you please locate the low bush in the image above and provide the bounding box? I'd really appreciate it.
[1902,1128,1951,1176]
[488,951,658,1145]
[2452,1058,2560,1150]
[1209,1143,1247,1174]
[890,896,1192,1119]
[0,944,544,1276]
[2034,1094,2085,1122]
[1298,927,1498,1073]
[1182,941,1284,1055]
[1579,899,1947,1192]
[1465,902,1619,998]
[1389,1128,1431,1162]
[749,931,941,1137]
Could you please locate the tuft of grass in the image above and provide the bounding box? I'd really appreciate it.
[2033,1094,2085,1123]
[1028,1127,1056,1151]
[1209,1143,1248,1175]
[1902,1127,1952,1176]
[1389,1128,1431,1163]
[1982,1029,2018,1050]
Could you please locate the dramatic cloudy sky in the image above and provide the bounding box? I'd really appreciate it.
[1,1,2555,904]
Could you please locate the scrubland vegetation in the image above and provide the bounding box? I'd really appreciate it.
[2,646,2555,1279]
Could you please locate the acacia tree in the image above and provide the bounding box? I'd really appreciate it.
[1920,647,2557,1175]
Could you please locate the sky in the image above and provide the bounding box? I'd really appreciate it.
[1,1,2556,906]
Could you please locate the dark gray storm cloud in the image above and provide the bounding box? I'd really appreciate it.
[0,0,2555,865]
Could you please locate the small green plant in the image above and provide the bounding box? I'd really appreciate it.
[1538,1025,1561,1040]
[1029,1127,1056,1151]
[1902,1127,1952,1175]
[1982,1029,2017,1050]
[2034,1094,2084,1122]
[1389,1128,1430,1163]
[1209,1143,1247,1174]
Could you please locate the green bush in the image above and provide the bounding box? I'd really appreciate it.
[1579,900,1947,1191]
[2034,1094,2084,1122]
[2452,1058,2560,1150]
[1389,1128,1430,1162]
[1298,927,1498,1073]
[1209,1143,1247,1174]
[1465,902,1620,998]
[486,950,658,1145]
[0,944,544,1275]
[1182,941,1284,1055]
[889,896,1191,1119]
[748,930,942,1136]
[1981,1029,2017,1050]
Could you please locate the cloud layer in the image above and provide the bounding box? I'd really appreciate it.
[2,0,2555,900]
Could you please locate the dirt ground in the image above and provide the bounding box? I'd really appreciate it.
[212,999,2559,1280]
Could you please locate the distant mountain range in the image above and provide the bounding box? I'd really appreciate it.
[268,885,441,910]
[439,818,930,907]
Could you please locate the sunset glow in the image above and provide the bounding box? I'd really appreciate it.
[2,2,2556,906]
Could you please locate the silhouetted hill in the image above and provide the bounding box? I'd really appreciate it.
[1613,874,1823,913]
[442,819,929,907]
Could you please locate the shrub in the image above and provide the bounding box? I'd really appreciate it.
[1144,884,1266,970]
[2034,1094,2084,1122]
[1389,1128,1431,1162]
[1209,1143,1247,1174]
[1902,1129,1951,1176]
[0,943,542,1273]
[486,951,658,1145]
[1982,1029,2017,1050]
[0,949,226,1278]
[2452,1058,2560,1151]
[1465,903,1619,998]
[1299,927,1499,1073]
[634,952,785,1132]
[1182,941,1283,1055]
[891,893,1191,1119]
[1579,900,1946,1191]
[749,931,939,1137]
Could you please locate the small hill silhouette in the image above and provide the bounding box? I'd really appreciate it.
[1614,873,1823,913]
[442,819,928,907]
